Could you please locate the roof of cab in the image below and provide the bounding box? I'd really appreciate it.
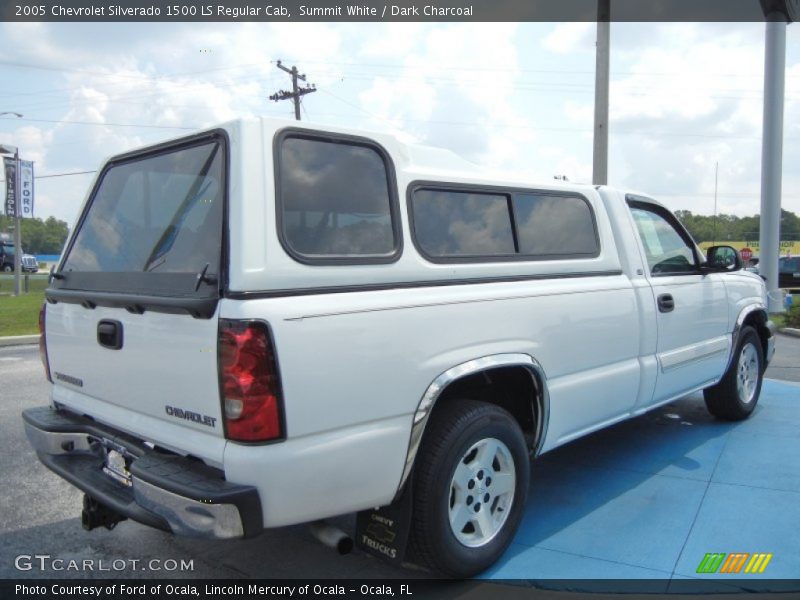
[252,116,599,197]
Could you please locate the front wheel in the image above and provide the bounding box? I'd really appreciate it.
[409,400,529,577]
[704,326,764,420]
[2,264,12,273]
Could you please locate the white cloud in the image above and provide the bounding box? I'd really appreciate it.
[542,23,595,55]
[0,20,798,225]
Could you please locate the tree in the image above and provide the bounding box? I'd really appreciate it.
[0,214,70,255]
[674,209,800,244]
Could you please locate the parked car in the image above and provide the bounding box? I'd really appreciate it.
[23,118,775,577]
[0,240,38,272]
[779,256,800,290]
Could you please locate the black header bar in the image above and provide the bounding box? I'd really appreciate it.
[3,579,800,598]
[0,0,791,23]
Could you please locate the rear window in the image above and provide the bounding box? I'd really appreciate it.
[512,193,599,257]
[411,189,515,257]
[277,132,399,263]
[409,185,599,262]
[59,137,224,296]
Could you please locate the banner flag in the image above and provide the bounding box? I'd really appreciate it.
[3,157,17,217]
[19,159,34,218]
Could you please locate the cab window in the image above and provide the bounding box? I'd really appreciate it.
[629,203,698,275]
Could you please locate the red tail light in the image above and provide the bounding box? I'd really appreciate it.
[218,319,284,442]
[39,303,52,382]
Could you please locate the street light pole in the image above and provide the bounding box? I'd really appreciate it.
[1,113,24,296]
[758,0,796,312]
[592,0,610,186]
[12,147,21,296]
[0,146,22,296]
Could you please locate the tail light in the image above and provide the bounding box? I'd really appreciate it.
[218,319,284,442]
[39,303,52,382]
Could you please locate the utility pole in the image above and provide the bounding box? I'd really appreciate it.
[712,161,719,245]
[269,60,317,120]
[592,0,610,186]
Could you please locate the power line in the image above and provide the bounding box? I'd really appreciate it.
[9,117,196,130]
[4,57,788,117]
[0,169,97,183]
[37,170,96,179]
[279,58,768,79]
[4,104,799,143]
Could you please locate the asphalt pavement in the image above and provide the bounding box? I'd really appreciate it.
[0,344,405,580]
[1,335,798,582]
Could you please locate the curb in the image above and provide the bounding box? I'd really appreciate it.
[0,334,39,347]
[779,328,800,338]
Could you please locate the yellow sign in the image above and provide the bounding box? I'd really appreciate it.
[698,241,800,257]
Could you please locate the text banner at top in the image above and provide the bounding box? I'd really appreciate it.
[0,0,787,22]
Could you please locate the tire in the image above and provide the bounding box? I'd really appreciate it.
[704,326,764,421]
[2,264,11,273]
[409,399,529,578]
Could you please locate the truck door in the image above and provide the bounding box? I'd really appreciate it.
[627,198,729,406]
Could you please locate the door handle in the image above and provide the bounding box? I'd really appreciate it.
[657,293,675,313]
[97,319,123,350]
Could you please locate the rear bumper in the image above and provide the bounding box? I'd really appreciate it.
[22,406,262,539]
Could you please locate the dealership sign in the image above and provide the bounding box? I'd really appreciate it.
[19,160,34,218]
[3,157,16,217]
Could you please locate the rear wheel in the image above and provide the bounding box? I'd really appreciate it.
[409,400,529,577]
[704,326,764,420]
[2,264,11,273]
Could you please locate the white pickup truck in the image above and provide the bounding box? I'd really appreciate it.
[24,118,774,577]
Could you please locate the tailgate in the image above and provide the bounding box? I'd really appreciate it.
[44,132,228,455]
[46,303,223,439]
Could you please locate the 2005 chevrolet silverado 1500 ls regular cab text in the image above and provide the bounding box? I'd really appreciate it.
[23,118,775,577]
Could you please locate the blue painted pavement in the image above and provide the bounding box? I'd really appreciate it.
[482,379,800,591]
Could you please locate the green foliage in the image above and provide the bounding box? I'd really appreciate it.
[675,209,800,243]
[0,214,69,255]
[0,275,48,336]
[786,304,800,329]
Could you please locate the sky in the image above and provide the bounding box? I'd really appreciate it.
[0,20,798,228]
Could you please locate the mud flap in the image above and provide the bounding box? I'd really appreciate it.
[355,480,413,565]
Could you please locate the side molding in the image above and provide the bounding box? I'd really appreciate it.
[396,353,550,494]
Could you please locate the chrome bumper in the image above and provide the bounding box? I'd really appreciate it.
[766,320,776,365]
[22,406,262,539]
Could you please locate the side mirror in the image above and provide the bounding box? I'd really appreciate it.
[705,245,742,272]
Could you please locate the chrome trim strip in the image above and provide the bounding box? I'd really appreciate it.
[658,337,730,372]
[726,303,768,371]
[132,478,244,539]
[766,334,776,364]
[396,353,550,493]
